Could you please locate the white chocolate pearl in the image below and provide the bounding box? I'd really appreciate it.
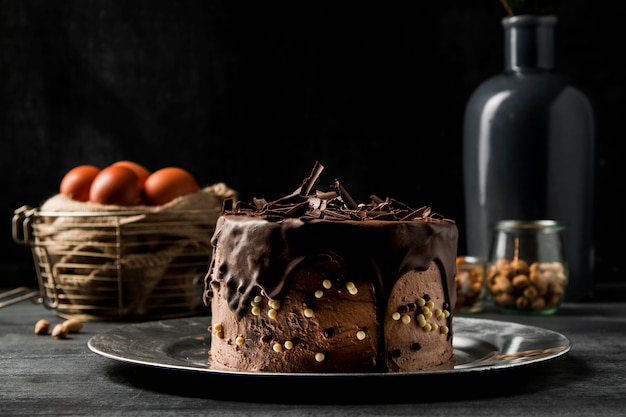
[315,352,325,362]
[440,325,449,334]
[314,290,323,299]
[348,286,358,295]
[273,343,283,352]
[392,312,401,321]
[417,297,425,307]
[423,323,432,332]
[251,306,261,316]
[268,309,278,319]
[401,314,411,324]
[322,279,332,289]
[214,323,223,332]
[356,330,366,340]
[269,300,281,310]
[304,308,314,318]
[254,295,263,303]
[284,340,294,349]
[236,336,245,346]
[426,300,435,310]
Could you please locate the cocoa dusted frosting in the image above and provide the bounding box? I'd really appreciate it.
[203,161,458,322]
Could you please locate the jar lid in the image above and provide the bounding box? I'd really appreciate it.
[491,220,565,233]
[456,256,485,265]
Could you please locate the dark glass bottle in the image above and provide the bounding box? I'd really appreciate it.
[462,15,595,301]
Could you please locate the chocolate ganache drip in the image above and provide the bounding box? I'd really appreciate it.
[203,161,458,319]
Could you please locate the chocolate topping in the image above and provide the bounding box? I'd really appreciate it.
[218,161,451,223]
[203,162,458,320]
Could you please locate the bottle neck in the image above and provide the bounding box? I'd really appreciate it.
[503,15,556,72]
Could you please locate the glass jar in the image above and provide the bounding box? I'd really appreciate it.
[454,256,486,313]
[486,220,568,315]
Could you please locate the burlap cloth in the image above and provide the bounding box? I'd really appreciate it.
[31,183,236,319]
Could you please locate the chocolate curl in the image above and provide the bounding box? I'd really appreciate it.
[334,180,358,210]
[388,198,414,212]
[222,198,235,213]
[400,206,432,221]
[306,197,326,219]
[316,190,339,200]
[370,195,385,205]
[252,197,268,209]
[297,161,325,197]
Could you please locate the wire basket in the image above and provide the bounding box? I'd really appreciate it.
[12,205,219,321]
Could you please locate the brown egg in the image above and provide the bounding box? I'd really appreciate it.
[60,165,101,202]
[143,167,200,206]
[89,165,141,206]
[111,160,151,188]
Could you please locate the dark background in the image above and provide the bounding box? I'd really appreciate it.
[1,1,622,296]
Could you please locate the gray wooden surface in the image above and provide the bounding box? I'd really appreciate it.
[2,295,625,416]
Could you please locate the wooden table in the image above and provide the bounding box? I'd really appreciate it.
[2,291,625,416]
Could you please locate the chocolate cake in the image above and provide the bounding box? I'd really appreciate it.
[203,162,458,373]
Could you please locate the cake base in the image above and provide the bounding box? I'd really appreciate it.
[209,255,453,373]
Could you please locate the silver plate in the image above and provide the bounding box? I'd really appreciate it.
[88,316,571,378]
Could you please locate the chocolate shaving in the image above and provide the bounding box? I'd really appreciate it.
[222,198,234,212]
[370,195,385,205]
[223,162,454,224]
[297,161,325,197]
[333,180,358,210]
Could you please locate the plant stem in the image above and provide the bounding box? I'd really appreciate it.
[499,0,514,16]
